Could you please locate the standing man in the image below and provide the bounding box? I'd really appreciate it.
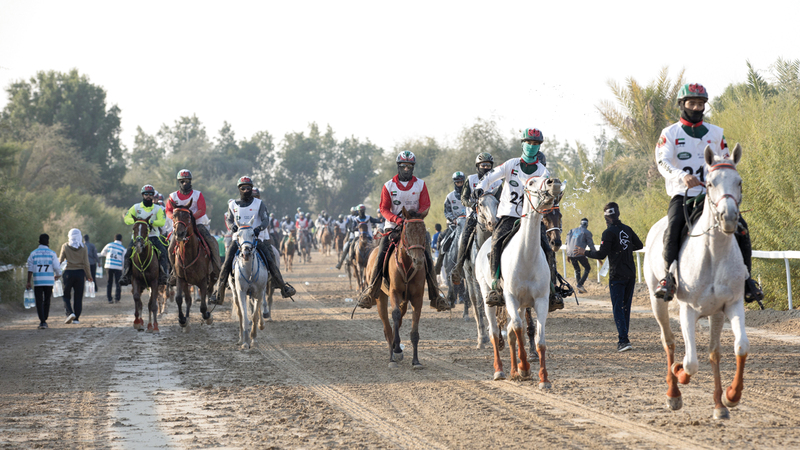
[165,170,222,293]
[566,218,594,294]
[653,83,763,303]
[575,203,643,352]
[84,234,99,291]
[26,234,62,329]
[100,234,126,303]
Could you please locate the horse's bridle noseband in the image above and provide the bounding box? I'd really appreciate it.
[523,177,562,217]
[173,207,195,239]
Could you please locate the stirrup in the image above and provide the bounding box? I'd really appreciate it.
[119,276,131,287]
[655,274,675,302]
[548,293,565,312]
[281,283,296,298]
[486,289,504,307]
[744,278,764,304]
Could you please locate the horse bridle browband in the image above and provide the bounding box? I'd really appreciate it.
[522,177,561,217]
[706,162,741,209]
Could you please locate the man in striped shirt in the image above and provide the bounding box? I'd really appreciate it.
[101,234,126,303]
[26,234,62,329]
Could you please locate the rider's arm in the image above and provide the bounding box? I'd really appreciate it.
[476,163,505,192]
[418,183,431,215]
[461,182,473,208]
[584,228,613,260]
[257,202,270,227]
[630,227,644,252]
[655,132,689,185]
[444,196,455,222]
[194,193,207,220]
[123,205,137,225]
[165,198,174,220]
[151,207,166,228]
[226,203,236,230]
[380,185,403,225]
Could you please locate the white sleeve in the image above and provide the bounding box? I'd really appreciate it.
[655,133,688,184]
[476,163,505,191]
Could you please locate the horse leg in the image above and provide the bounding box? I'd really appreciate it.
[175,279,186,327]
[147,279,159,332]
[506,304,529,380]
[410,296,423,369]
[389,294,404,368]
[249,294,260,347]
[674,306,699,384]
[724,302,749,408]
[534,299,550,389]
[526,308,539,362]
[181,280,193,331]
[709,312,728,419]
[199,281,212,324]
[376,293,394,361]
[652,296,681,409]
[132,281,144,331]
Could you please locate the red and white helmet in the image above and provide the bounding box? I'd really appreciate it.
[396,151,416,165]
[176,169,193,180]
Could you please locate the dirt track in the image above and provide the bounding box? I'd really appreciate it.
[1,251,799,449]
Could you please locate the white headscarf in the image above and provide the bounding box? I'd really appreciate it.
[68,228,84,248]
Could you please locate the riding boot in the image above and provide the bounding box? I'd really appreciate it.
[450,215,477,285]
[433,228,450,275]
[211,241,238,305]
[119,247,133,286]
[657,196,687,301]
[425,249,449,311]
[735,220,764,303]
[336,238,352,269]
[542,227,564,312]
[198,225,221,287]
[355,235,390,309]
[149,237,169,286]
[261,241,296,298]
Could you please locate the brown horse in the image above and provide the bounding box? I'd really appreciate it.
[169,199,214,331]
[282,235,296,273]
[131,219,160,332]
[365,207,428,369]
[157,284,173,316]
[334,226,346,258]
[350,222,374,292]
[320,224,333,256]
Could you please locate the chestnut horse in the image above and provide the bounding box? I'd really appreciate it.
[349,222,373,291]
[334,226,346,258]
[169,199,214,331]
[282,234,296,273]
[320,223,333,256]
[365,208,428,369]
[131,219,160,332]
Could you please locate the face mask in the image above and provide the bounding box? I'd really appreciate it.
[142,198,153,207]
[398,165,414,182]
[454,184,462,198]
[180,181,192,193]
[240,190,252,201]
[521,143,540,163]
[680,104,704,124]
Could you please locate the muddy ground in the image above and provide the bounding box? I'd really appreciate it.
[1,252,799,449]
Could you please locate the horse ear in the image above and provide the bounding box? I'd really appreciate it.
[731,143,742,165]
[168,198,176,209]
[704,145,715,167]
[187,198,193,208]
[419,209,428,219]
[401,206,408,218]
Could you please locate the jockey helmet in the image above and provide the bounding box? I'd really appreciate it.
[452,171,466,182]
[475,152,494,166]
[297,207,302,212]
[396,151,416,165]
[141,184,156,195]
[338,214,343,220]
[677,83,709,103]
[237,176,253,187]
[176,169,193,180]
[350,206,357,214]
[305,212,311,218]
[358,204,366,212]
[252,187,260,198]
[520,128,544,143]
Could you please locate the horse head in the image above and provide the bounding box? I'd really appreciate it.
[524,176,562,215]
[400,207,428,268]
[705,143,743,234]
[542,200,563,252]
[236,216,257,262]
[477,193,499,232]
[170,198,194,240]
[357,222,370,241]
[132,218,150,254]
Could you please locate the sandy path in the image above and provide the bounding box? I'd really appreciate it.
[1,252,799,449]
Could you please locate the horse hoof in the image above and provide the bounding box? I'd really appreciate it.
[205,317,213,325]
[493,371,506,381]
[146,323,154,333]
[393,352,404,362]
[538,381,552,390]
[412,363,424,370]
[713,406,730,420]
[722,393,739,408]
[181,324,190,333]
[519,370,531,380]
[259,323,265,330]
[388,361,399,369]
[262,312,270,320]
[463,314,470,322]
[666,395,683,410]
[528,352,539,362]
[152,324,159,333]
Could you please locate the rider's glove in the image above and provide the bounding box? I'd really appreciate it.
[253,226,263,236]
[232,225,239,233]
[472,188,484,201]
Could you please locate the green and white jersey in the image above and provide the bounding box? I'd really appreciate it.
[655,120,729,198]
[477,157,550,219]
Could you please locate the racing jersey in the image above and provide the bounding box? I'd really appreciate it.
[655,119,729,198]
[477,157,550,219]
[444,190,467,223]
[379,175,431,231]
[166,190,210,226]
[124,202,167,238]
[461,173,502,209]
[27,245,61,286]
[227,198,270,241]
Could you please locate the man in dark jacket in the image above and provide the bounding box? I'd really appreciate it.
[575,202,643,353]
[566,218,594,293]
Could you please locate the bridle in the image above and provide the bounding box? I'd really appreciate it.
[522,177,561,218]
[687,162,742,237]
[173,207,195,240]
[234,225,261,283]
[132,220,155,274]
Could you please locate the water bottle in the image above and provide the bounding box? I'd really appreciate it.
[96,266,103,279]
[53,279,64,297]
[85,280,96,298]
[599,259,610,277]
[24,289,35,309]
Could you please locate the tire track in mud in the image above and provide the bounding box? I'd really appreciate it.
[292,282,717,450]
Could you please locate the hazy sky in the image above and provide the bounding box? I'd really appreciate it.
[1,1,797,156]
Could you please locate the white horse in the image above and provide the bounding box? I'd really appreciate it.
[644,144,749,420]
[441,215,468,312]
[229,224,272,350]
[461,194,498,349]
[476,176,562,386]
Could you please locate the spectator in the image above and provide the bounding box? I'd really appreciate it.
[575,203,643,353]
[26,234,62,329]
[84,234,99,291]
[101,234,126,304]
[59,228,93,325]
[566,218,595,294]
[431,223,442,259]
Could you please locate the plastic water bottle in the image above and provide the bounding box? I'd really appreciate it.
[24,289,35,309]
[345,298,353,302]
[53,279,64,297]
[96,266,103,279]
[85,280,96,298]
[599,259,610,277]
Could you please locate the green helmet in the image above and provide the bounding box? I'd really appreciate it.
[677,83,709,102]
[452,171,466,182]
[520,128,544,142]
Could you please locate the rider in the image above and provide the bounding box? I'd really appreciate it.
[294,207,304,221]
[335,204,382,270]
[213,176,296,302]
[450,153,502,284]
[654,83,763,303]
[355,151,449,311]
[433,171,467,275]
[296,212,312,254]
[473,128,564,311]
[119,184,170,286]
[165,169,222,293]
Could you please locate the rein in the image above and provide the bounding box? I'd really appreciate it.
[173,207,207,271]
[521,179,560,218]
[131,221,156,277]
[686,162,742,238]
[393,218,426,293]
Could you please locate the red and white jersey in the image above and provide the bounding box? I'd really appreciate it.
[478,158,550,218]
[380,175,430,231]
[296,217,310,229]
[167,190,210,226]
